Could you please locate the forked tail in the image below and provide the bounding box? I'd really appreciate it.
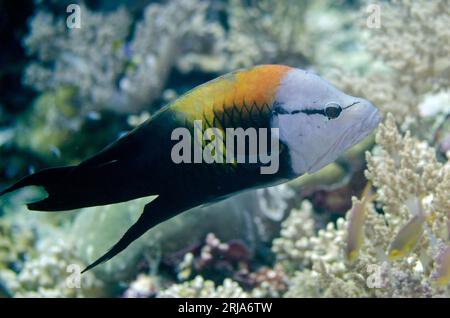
[0,160,151,211]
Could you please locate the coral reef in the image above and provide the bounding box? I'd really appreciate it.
[0,218,36,272]
[334,0,450,129]
[0,211,105,298]
[271,201,317,274]
[23,0,224,114]
[24,5,132,113]
[173,233,251,281]
[224,0,363,71]
[70,197,158,282]
[161,232,289,298]
[275,115,450,298]
[119,0,225,109]
[158,275,248,298]
[1,0,449,298]
[225,0,310,69]
[0,239,104,297]
[122,274,161,298]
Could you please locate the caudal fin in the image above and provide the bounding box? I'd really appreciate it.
[0,166,74,200]
[1,159,153,211]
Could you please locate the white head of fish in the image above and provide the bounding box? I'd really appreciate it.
[271,68,381,175]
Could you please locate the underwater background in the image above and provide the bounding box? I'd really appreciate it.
[0,0,449,298]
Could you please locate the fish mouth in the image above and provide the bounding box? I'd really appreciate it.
[347,107,382,146]
[365,107,382,131]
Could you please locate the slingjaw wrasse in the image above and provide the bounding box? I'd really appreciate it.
[0,65,381,272]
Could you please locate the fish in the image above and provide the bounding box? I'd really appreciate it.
[345,182,374,262]
[388,213,426,261]
[0,65,381,272]
[433,245,450,286]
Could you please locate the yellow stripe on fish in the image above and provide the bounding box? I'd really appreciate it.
[388,214,425,261]
[433,245,450,286]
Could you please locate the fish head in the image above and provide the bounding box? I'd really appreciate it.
[272,68,381,175]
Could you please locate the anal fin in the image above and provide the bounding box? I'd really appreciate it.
[81,195,182,273]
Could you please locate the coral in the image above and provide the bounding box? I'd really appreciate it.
[0,194,107,298]
[158,275,248,298]
[13,87,80,162]
[245,265,289,298]
[70,197,158,282]
[0,238,104,297]
[365,114,449,233]
[174,233,251,282]
[256,184,295,222]
[24,6,132,113]
[334,0,450,127]
[0,218,36,271]
[225,0,310,69]
[225,0,367,72]
[2,0,448,299]
[169,232,289,297]
[271,201,316,273]
[274,114,450,297]
[24,0,225,114]
[119,0,225,109]
[122,274,161,298]
[71,194,260,282]
[365,0,450,93]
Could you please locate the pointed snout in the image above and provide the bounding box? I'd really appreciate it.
[345,98,382,132]
[361,99,382,131]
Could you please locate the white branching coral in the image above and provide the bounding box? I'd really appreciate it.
[271,201,316,272]
[119,0,225,109]
[256,184,295,222]
[366,0,450,93]
[0,239,104,298]
[24,6,132,112]
[334,0,450,123]
[158,276,248,298]
[24,0,224,114]
[366,114,449,239]
[225,0,310,69]
[275,114,450,298]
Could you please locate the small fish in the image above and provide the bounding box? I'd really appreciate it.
[345,182,373,262]
[0,65,381,272]
[433,245,450,286]
[388,214,425,261]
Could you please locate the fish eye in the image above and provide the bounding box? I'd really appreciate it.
[325,102,342,119]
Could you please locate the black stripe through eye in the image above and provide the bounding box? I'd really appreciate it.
[273,101,339,118]
[273,107,326,116]
[300,108,326,116]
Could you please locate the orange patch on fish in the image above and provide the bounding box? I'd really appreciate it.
[171,65,292,125]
